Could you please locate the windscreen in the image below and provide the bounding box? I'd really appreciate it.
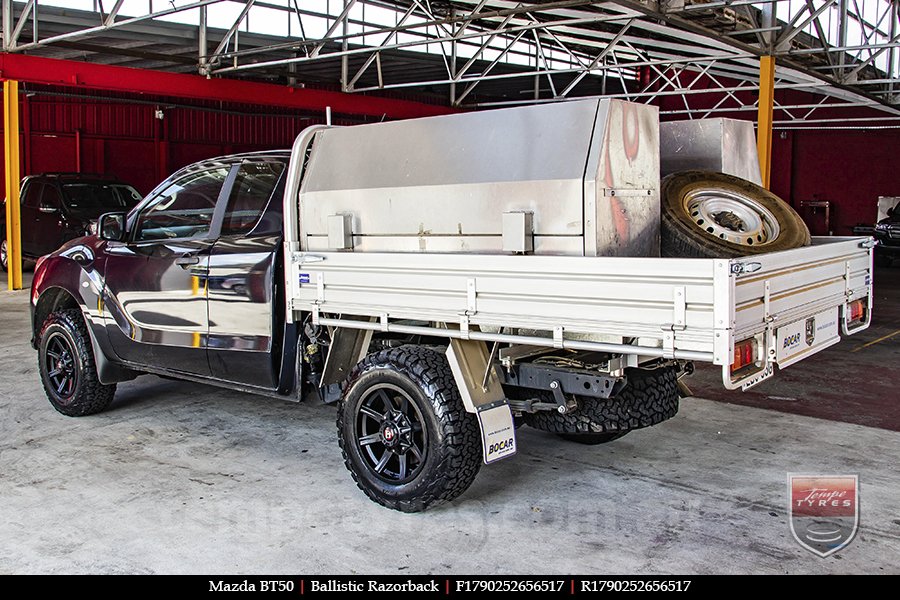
[62,183,130,217]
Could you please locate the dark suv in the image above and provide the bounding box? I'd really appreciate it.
[874,206,900,267]
[1,173,141,271]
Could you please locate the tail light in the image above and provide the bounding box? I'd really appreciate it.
[731,337,758,373]
[847,299,867,324]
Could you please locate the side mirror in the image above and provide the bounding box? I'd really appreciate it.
[99,212,127,242]
[39,206,58,214]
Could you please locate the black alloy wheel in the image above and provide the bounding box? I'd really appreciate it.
[38,308,116,416]
[43,331,80,403]
[337,345,482,512]
[355,383,428,484]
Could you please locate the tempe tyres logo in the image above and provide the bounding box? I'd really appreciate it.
[789,474,858,557]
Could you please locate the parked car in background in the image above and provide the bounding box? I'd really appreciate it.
[874,206,900,267]
[1,173,142,271]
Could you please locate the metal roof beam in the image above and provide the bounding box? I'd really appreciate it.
[12,0,224,52]
[104,0,127,27]
[347,3,417,90]
[207,0,258,69]
[558,18,634,97]
[454,28,527,103]
[353,52,767,94]
[212,11,633,75]
[10,0,35,48]
[214,0,611,62]
[774,0,836,51]
[0,52,455,119]
[847,31,900,79]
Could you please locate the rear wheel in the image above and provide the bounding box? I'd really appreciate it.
[337,346,482,512]
[38,309,116,416]
[0,239,34,272]
[661,171,810,258]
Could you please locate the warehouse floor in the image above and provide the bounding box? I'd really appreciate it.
[1,269,899,575]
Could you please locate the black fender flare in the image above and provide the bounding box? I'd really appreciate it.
[31,254,138,385]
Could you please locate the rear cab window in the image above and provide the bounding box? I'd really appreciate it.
[221,161,286,236]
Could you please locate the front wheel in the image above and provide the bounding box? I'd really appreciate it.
[1,239,7,272]
[337,346,482,512]
[38,309,116,416]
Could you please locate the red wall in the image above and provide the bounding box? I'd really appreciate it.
[770,129,900,234]
[4,84,900,237]
[1,85,362,196]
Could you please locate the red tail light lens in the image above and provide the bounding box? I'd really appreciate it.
[847,299,867,323]
[731,338,757,373]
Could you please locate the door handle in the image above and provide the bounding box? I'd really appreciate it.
[175,256,200,267]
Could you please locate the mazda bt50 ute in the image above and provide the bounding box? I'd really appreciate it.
[30,100,873,512]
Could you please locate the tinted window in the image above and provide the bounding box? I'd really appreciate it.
[22,182,43,208]
[221,162,285,236]
[41,185,63,209]
[114,185,143,208]
[134,168,230,242]
[62,183,126,217]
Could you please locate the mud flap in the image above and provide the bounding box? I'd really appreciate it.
[445,335,517,465]
[476,401,517,464]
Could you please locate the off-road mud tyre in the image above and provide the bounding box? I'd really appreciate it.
[661,170,810,259]
[337,345,482,512]
[38,309,116,416]
[523,366,679,437]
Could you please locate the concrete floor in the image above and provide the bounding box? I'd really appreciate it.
[1,270,899,574]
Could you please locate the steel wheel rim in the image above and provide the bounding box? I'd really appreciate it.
[44,332,79,404]
[1,239,6,269]
[684,187,781,247]
[355,383,427,484]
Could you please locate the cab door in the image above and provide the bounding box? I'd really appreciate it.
[19,181,44,258]
[31,184,66,256]
[102,165,235,375]
[206,160,287,388]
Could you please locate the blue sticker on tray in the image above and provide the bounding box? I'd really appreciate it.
[299,273,310,284]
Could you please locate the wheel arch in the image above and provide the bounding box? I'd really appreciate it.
[32,283,138,385]
[32,286,80,345]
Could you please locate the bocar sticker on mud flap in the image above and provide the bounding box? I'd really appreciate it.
[476,402,516,464]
